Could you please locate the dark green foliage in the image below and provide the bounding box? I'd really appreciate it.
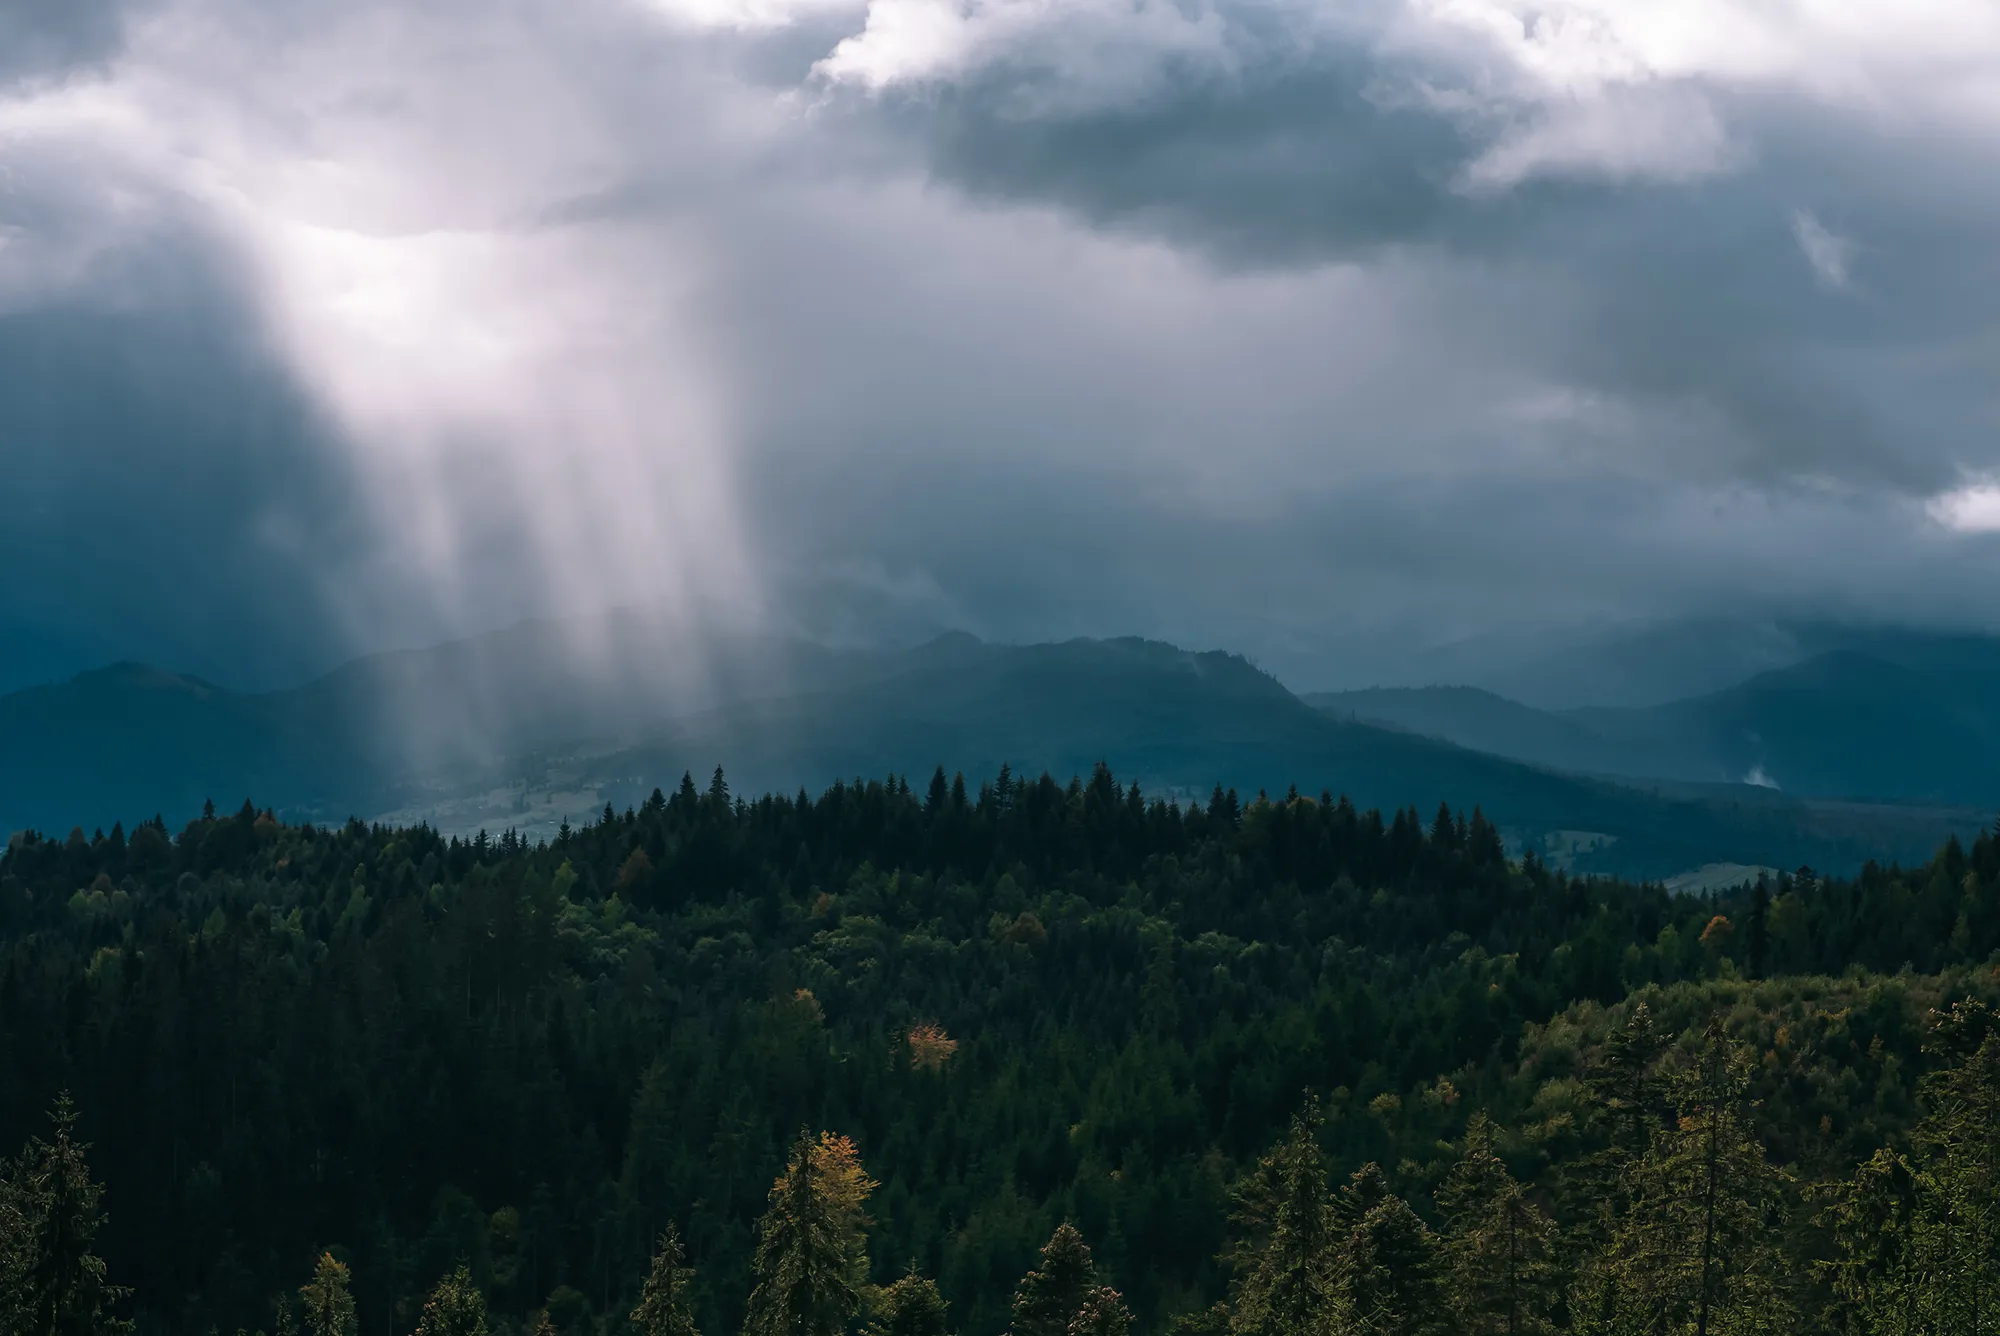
[632,1226,701,1336]
[742,1132,871,1336]
[1227,1104,1340,1336]
[3,772,2000,1335]
[0,1095,131,1336]
[1437,1115,1557,1336]
[299,1253,356,1336]
[412,1265,487,1336]
[1338,1184,1446,1336]
[1068,1287,1131,1336]
[872,1267,950,1336]
[1814,1148,1924,1336]
[1011,1226,1097,1336]
[1591,1019,1793,1336]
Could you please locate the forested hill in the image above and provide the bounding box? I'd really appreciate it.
[4,629,1985,881]
[4,768,2000,1336]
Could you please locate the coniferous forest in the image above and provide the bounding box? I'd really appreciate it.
[4,765,2000,1336]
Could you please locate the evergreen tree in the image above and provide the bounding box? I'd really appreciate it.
[412,1266,488,1336]
[1567,1002,1670,1241]
[1340,1193,1446,1336]
[1229,1102,1341,1336]
[1,1148,24,1335]
[1437,1114,1557,1336]
[1012,1225,1098,1336]
[1599,1017,1792,1336]
[743,1131,876,1336]
[1815,1148,1925,1336]
[631,1225,701,1336]
[3,1095,131,1336]
[1067,1287,1131,1336]
[871,1266,950,1336]
[298,1253,356,1336]
[1907,999,2000,1333]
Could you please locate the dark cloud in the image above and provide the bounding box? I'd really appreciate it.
[3,0,1999,702]
[0,0,139,84]
[906,56,1482,265]
[0,230,372,692]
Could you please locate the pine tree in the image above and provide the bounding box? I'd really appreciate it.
[0,1150,24,1336]
[1600,1017,1792,1336]
[1437,1114,1557,1336]
[1341,1193,1446,1336]
[632,1225,701,1336]
[1229,1101,1341,1336]
[1907,999,2000,1333]
[871,1265,950,1336]
[412,1266,488,1336]
[299,1253,356,1336]
[1814,1148,1925,1336]
[1012,1224,1098,1336]
[1567,1002,1670,1240]
[743,1131,877,1336]
[3,1095,131,1336]
[1067,1287,1131,1336]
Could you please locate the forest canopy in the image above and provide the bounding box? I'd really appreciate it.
[3,765,1999,1335]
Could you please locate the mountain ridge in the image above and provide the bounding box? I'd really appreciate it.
[1310,646,2000,809]
[3,621,1987,880]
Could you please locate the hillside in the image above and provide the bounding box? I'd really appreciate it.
[1311,647,2000,810]
[4,627,1985,880]
[4,776,1998,1335]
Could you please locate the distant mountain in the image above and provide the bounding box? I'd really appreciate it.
[392,634,1976,881]
[1310,647,2000,810]
[2,622,1982,879]
[1347,616,2000,711]
[0,609,879,835]
[1373,617,1811,709]
[1304,686,1617,771]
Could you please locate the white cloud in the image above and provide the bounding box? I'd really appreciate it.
[1459,86,1739,190]
[813,0,1235,103]
[1929,483,2000,533]
[645,0,861,30]
[1791,210,1854,289]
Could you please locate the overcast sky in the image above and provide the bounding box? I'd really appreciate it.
[4,0,1999,692]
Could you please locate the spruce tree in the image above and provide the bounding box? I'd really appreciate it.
[632,1225,701,1336]
[743,1131,876,1336]
[1229,1102,1341,1336]
[1600,1017,1792,1336]
[4,1095,131,1336]
[1908,999,2000,1333]
[1341,1194,1446,1336]
[1011,1224,1098,1336]
[1067,1286,1131,1336]
[1567,1002,1669,1238]
[299,1253,357,1336]
[1815,1147,1925,1336]
[871,1266,950,1336]
[0,1150,24,1335]
[1437,1114,1557,1336]
[413,1266,489,1336]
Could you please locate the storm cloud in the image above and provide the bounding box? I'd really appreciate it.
[3,0,1998,693]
